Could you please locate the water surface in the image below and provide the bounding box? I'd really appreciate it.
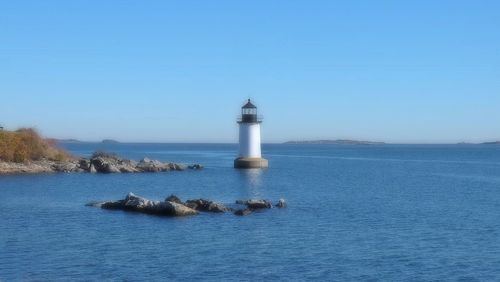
[1,144,500,281]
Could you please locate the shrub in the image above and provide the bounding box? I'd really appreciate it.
[0,128,71,163]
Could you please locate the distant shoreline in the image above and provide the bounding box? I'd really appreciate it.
[53,140,500,145]
[284,140,385,145]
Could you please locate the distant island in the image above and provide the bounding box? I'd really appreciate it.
[102,139,120,144]
[284,139,385,145]
[53,138,82,143]
[482,141,500,145]
[53,139,120,144]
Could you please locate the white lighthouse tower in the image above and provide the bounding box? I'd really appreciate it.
[234,99,269,169]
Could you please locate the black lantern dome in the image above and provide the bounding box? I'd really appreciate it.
[238,99,261,123]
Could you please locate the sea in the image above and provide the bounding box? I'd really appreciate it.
[1,143,500,281]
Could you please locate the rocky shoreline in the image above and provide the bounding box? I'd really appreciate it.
[0,152,203,174]
[87,192,287,217]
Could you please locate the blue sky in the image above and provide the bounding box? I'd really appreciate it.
[1,0,499,143]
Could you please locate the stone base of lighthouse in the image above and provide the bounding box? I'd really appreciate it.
[234,157,269,169]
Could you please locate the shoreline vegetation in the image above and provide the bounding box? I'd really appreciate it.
[0,128,202,175]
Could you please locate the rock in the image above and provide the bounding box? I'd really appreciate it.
[165,194,183,205]
[91,157,121,173]
[119,166,136,173]
[276,198,287,208]
[101,200,125,209]
[185,199,228,213]
[247,199,272,209]
[88,194,284,218]
[161,201,199,216]
[236,199,273,209]
[234,209,253,216]
[89,164,97,173]
[188,164,204,170]
[123,192,158,210]
[136,158,170,172]
[96,193,197,216]
[78,159,91,170]
[173,164,186,171]
[52,161,78,173]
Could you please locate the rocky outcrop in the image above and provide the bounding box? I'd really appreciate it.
[233,198,281,216]
[88,193,286,218]
[236,199,273,209]
[92,193,198,216]
[185,199,228,213]
[0,152,203,175]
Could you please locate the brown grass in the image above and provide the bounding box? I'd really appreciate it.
[0,128,71,163]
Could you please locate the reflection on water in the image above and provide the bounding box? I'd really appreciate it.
[238,169,264,198]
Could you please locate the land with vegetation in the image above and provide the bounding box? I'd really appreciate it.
[0,128,201,174]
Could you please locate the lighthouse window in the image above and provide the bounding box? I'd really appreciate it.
[243,108,257,115]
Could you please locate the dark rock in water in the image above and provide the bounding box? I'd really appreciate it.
[88,193,285,218]
[97,192,198,216]
[247,200,272,209]
[101,200,125,209]
[185,199,228,213]
[165,194,183,205]
[234,209,253,216]
[236,199,273,209]
[276,199,287,208]
[188,164,204,170]
[157,201,199,216]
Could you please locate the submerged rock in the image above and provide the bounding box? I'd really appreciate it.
[234,208,253,216]
[276,199,287,208]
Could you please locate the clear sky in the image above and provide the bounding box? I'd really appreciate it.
[1,0,499,143]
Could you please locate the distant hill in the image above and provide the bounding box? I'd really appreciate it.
[482,141,500,145]
[53,139,83,143]
[102,139,120,144]
[284,139,385,145]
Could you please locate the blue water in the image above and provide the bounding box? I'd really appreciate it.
[1,144,500,281]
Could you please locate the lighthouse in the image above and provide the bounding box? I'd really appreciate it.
[234,99,269,169]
